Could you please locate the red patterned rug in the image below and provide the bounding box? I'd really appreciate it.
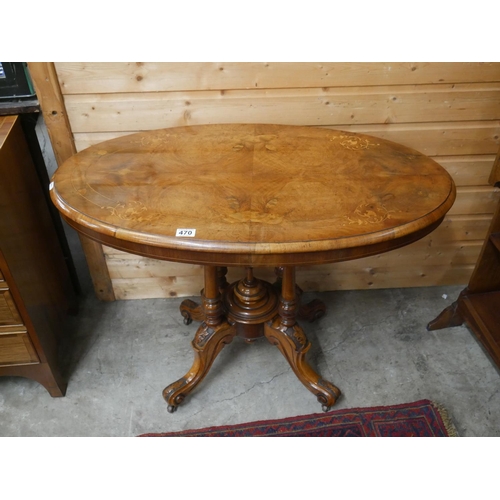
[140,399,458,437]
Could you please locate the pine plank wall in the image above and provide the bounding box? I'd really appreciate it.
[31,62,500,300]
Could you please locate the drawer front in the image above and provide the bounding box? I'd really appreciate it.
[0,287,24,329]
[0,330,39,365]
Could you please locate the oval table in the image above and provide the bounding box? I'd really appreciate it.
[50,124,456,412]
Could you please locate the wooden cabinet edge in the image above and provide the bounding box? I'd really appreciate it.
[0,113,72,396]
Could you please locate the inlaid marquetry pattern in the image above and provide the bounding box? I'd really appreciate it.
[51,124,455,260]
[330,134,381,150]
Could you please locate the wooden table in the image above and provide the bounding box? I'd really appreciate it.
[50,124,456,412]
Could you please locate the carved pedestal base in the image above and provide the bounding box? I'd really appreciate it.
[223,267,279,340]
[164,266,340,412]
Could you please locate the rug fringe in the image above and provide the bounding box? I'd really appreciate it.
[432,401,459,437]
[139,400,459,437]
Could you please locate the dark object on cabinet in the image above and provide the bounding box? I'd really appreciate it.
[0,115,77,396]
[428,153,500,368]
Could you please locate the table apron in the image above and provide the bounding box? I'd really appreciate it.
[64,216,444,267]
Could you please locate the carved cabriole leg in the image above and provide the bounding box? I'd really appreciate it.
[273,267,326,322]
[265,266,341,411]
[179,266,229,325]
[164,266,236,412]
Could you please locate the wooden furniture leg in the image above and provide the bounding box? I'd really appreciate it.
[274,267,326,322]
[163,266,236,412]
[427,188,500,367]
[179,266,228,325]
[0,363,67,397]
[265,266,341,411]
[427,289,467,330]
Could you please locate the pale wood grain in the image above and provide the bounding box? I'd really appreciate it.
[449,186,500,215]
[63,83,500,133]
[44,62,500,298]
[109,264,477,300]
[27,62,76,165]
[55,62,500,94]
[489,147,500,185]
[106,240,481,281]
[28,62,113,301]
[78,235,115,301]
[295,264,476,291]
[73,122,500,157]
[433,214,495,241]
[435,156,495,186]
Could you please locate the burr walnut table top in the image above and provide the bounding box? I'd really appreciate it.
[50,123,456,266]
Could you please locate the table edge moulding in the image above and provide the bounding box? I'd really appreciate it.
[49,123,456,412]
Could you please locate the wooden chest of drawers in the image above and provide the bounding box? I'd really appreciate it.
[0,279,39,366]
[0,115,77,396]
